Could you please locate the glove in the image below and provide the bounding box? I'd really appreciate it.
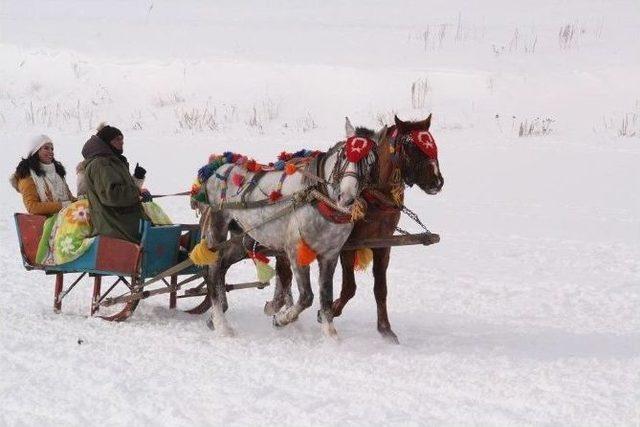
[133,163,147,180]
[140,189,153,203]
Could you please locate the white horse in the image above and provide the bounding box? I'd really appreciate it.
[201,125,387,338]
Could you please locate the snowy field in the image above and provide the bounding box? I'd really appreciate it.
[1,0,639,425]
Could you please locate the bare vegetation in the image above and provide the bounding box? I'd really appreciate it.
[175,106,217,131]
[518,117,554,137]
[411,78,430,109]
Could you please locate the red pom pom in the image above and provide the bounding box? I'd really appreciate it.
[269,190,282,202]
[278,151,292,161]
[246,160,258,172]
[232,173,244,187]
[285,163,297,175]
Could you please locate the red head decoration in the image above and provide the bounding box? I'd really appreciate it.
[345,136,374,163]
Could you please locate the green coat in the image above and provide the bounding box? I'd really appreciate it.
[82,136,145,243]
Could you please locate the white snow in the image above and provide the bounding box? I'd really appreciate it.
[1,0,639,425]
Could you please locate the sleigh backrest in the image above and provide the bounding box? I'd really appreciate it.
[14,213,46,269]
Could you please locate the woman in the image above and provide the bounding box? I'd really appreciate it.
[10,135,75,215]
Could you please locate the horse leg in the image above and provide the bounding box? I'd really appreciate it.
[264,255,293,316]
[273,263,312,327]
[317,256,340,339]
[205,259,235,337]
[332,250,357,317]
[372,247,399,344]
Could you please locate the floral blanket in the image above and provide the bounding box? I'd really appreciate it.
[36,200,172,265]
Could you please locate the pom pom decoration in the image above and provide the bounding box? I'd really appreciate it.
[188,240,219,266]
[246,160,259,172]
[278,151,292,161]
[285,163,297,175]
[269,190,282,202]
[231,173,245,187]
[296,239,317,266]
[353,248,373,271]
[274,160,285,170]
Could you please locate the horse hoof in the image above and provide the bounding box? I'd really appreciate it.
[220,326,236,338]
[206,317,215,331]
[264,301,277,316]
[272,315,285,328]
[331,300,343,317]
[321,323,340,341]
[380,329,400,345]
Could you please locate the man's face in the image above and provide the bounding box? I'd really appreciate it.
[110,135,124,152]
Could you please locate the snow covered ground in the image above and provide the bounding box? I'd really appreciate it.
[1,0,639,425]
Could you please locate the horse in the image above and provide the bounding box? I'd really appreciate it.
[264,114,444,343]
[199,125,387,338]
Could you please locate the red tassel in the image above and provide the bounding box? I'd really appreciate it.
[285,163,297,175]
[269,190,282,202]
[296,239,317,266]
[249,251,269,264]
[232,173,245,187]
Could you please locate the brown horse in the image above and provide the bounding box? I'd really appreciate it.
[265,114,444,343]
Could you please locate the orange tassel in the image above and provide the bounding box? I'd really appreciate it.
[353,248,373,271]
[285,163,297,175]
[296,239,317,266]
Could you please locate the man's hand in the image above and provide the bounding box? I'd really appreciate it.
[134,163,147,180]
[140,189,153,203]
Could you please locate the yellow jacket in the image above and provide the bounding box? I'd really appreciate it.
[16,176,65,215]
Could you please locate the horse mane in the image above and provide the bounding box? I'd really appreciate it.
[354,127,375,139]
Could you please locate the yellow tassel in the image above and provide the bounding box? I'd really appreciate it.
[390,185,404,206]
[296,239,317,266]
[350,197,367,222]
[353,248,373,271]
[255,260,276,283]
[188,240,219,266]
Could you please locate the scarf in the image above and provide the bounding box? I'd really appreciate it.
[30,163,71,203]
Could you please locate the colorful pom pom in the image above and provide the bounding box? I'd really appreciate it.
[232,173,245,187]
[285,163,297,175]
[269,190,282,202]
[274,160,285,170]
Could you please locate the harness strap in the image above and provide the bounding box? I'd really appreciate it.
[240,170,266,207]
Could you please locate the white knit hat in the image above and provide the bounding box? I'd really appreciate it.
[28,134,53,157]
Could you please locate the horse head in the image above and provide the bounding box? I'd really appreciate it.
[332,119,387,208]
[391,114,444,195]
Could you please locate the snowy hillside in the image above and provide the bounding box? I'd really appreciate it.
[1,0,639,425]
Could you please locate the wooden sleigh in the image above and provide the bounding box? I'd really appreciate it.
[15,213,439,321]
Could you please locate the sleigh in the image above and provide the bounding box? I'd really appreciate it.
[15,212,439,321]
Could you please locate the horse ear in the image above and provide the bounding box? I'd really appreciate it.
[376,125,389,144]
[394,115,404,127]
[425,113,432,130]
[345,117,355,137]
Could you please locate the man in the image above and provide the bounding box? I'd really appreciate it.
[81,123,149,242]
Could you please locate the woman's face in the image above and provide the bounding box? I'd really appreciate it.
[37,142,54,164]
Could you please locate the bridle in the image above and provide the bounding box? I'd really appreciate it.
[314,138,377,200]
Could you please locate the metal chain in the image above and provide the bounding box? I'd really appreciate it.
[401,205,431,234]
